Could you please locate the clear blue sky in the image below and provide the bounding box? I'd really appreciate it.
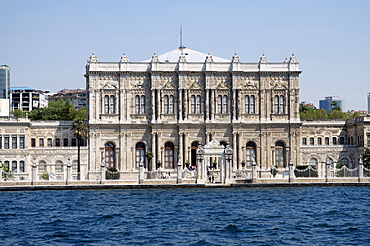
[1,0,369,110]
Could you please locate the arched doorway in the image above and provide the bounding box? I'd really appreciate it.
[135,142,146,169]
[105,142,116,168]
[275,141,286,168]
[164,142,174,169]
[246,141,256,168]
[191,141,200,167]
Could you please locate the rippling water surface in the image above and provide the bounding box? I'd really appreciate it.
[1,186,370,245]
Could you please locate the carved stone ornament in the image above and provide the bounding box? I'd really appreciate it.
[270,76,288,89]
[129,76,146,88]
[232,52,240,63]
[151,52,159,63]
[186,75,202,89]
[178,52,187,62]
[205,52,214,62]
[120,52,129,62]
[214,75,230,89]
[240,77,258,89]
[289,53,298,63]
[88,52,98,63]
[259,53,268,63]
[101,81,118,90]
[161,76,176,89]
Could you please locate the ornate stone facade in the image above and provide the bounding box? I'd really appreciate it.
[85,47,306,179]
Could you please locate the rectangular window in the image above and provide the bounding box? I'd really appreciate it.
[4,161,9,170]
[20,136,25,149]
[63,138,68,147]
[39,138,44,147]
[56,138,60,147]
[0,136,2,149]
[367,134,370,147]
[47,138,52,147]
[31,138,36,147]
[72,138,77,146]
[4,136,9,149]
[19,161,25,172]
[12,161,17,172]
[317,138,322,145]
[12,137,17,149]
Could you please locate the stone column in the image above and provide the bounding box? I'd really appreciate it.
[325,161,332,183]
[220,155,225,184]
[100,163,106,184]
[251,162,257,183]
[232,89,236,122]
[205,89,209,121]
[151,132,156,171]
[288,159,294,183]
[177,156,182,184]
[31,164,37,186]
[152,90,156,122]
[66,161,72,185]
[139,159,144,184]
[358,157,364,183]
[233,132,237,170]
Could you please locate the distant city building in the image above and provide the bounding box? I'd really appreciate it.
[10,87,49,112]
[300,101,316,109]
[48,88,86,110]
[368,92,370,114]
[319,96,343,113]
[0,65,11,99]
[0,99,10,117]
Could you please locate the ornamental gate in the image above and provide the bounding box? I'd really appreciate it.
[196,140,233,184]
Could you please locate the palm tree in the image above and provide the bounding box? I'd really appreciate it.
[71,118,87,180]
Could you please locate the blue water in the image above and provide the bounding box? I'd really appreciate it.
[0,186,370,245]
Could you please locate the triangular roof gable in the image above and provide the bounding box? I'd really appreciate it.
[143,47,229,63]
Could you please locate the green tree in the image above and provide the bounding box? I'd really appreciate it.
[71,117,88,180]
[29,99,80,121]
[146,152,153,171]
[1,163,13,181]
[12,109,27,118]
[328,109,345,119]
[330,101,341,111]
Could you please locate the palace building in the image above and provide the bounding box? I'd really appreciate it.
[0,47,369,183]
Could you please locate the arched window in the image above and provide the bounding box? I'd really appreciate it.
[310,138,314,145]
[105,142,116,169]
[164,95,169,114]
[191,141,200,167]
[196,95,201,113]
[274,95,279,114]
[109,95,115,114]
[191,95,196,113]
[250,95,255,114]
[339,137,345,145]
[333,137,337,145]
[164,142,174,169]
[325,137,330,145]
[55,161,63,173]
[104,95,109,114]
[217,95,222,113]
[279,95,285,114]
[317,137,322,145]
[223,95,228,113]
[169,95,174,113]
[246,142,257,167]
[38,161,47,173]
[72,160,78,172]
[104,95,115,114]
[341,158,349,167]
[140,95,145,114]
[135,95,140,114]
[275,141,286,168]
[309,158,318,167]
[245,95,250,114]
[135,142,146,169]
[302,138,307,145]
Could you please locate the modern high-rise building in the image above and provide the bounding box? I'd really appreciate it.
[48,88,87,110]
[0,65,11,99]
[319,96,343,113]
